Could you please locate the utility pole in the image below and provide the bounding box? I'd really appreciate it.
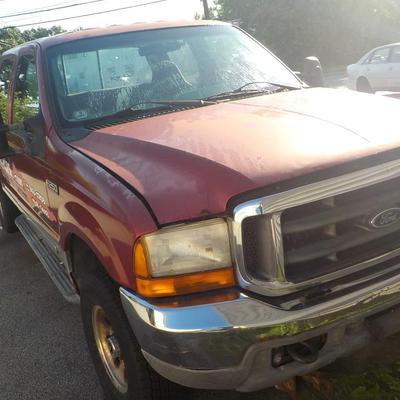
[201,0,210,19]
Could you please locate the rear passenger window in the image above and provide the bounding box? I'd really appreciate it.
[0,58,15,123]
[60,47,152,95]
[99,48,152,89]
[390,46,400,63]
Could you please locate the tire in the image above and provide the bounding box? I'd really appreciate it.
[356,77,374,94]
[80,268,185,400]
[0,188,19,233]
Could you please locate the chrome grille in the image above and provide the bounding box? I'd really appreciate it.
[232,159,400,297]
[281,178,400,283]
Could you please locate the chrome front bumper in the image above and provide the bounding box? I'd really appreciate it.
[120,273,400,392]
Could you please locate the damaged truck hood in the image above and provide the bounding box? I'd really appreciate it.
[72,88,400,225]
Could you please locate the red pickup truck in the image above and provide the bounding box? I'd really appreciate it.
[2,20,400,400]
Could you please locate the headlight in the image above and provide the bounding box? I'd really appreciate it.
[133,219,235,297]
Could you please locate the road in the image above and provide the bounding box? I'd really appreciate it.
[3,230,400,400]
[323,69,400,99]
[0,230,290,400]
[324,70,348,89]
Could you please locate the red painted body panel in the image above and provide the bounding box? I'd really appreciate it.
[1,41,158,289]
[4,25,400,291]
[46,132,157,287]
[37,42,157,289]
[73,88,400,225]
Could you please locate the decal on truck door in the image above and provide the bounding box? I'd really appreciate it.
[0,159,57,223]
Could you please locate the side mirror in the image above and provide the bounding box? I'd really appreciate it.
[302,56,325,87]
[0,112,34,158]
[0,111,44,158]
[8,128,33,155]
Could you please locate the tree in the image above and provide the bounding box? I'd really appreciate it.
[0,25,66,122]
[0,25,65,54]
[215,0,400,69]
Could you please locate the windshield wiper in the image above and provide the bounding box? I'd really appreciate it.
[234,81,301,92]
[129,99,217,109]
[205,81,301,101]
[87,99,216,125]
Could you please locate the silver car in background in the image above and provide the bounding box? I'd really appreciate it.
[347,43,400,93]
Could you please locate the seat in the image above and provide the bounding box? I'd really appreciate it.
[150,60,192,99]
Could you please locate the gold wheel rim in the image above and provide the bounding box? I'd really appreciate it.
[92,305,128,393]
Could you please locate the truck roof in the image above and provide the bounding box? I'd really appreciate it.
[2,20,229,56]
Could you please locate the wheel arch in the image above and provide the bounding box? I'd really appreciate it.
[58,201,135,290]
[67,233,109,289]
[356,76,374,93]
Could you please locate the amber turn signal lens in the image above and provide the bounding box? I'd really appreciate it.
[135,268,236,298]
[134,242,150,278]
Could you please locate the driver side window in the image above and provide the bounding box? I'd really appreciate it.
[13,54,40,125]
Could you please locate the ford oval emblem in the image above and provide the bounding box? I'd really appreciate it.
[370,208,400,228]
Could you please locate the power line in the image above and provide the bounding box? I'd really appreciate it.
[0,0,105,20]
[4,0,168,28]
[3,0,84,15]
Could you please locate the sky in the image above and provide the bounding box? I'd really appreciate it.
[0,0,214,31]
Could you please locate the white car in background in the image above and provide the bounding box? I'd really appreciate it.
[347,43,400,93]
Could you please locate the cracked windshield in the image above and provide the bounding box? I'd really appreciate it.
[2,1,400,400]
[48,25,299,124]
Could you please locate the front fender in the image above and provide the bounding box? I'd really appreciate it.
[60,202,120,280]
[46,134,158,289]
[58,192,157,288]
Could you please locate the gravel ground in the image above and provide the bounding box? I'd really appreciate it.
[0,231,289,400]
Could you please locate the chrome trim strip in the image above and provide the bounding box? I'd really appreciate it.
[232,158,400,296]
[270,212,285,281]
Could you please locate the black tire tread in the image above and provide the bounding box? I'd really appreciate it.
[357,77,374,94]
[0,188,19,233]
[80,266,186,400]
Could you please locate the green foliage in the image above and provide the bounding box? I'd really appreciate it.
[0,92,7,122]
[0,25,65,54]
[0,91,36,124]
[13,95,38,124]
[0,25,65,122]
[330,361,400,400]
[215,0,400,68]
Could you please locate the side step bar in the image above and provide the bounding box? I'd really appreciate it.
[15,215,79,304]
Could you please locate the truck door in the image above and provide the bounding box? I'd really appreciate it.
[3,49,58,232]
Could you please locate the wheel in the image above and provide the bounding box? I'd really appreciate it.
[80,268,185,400]
[0,188,19,233]
[356,77,374,94]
